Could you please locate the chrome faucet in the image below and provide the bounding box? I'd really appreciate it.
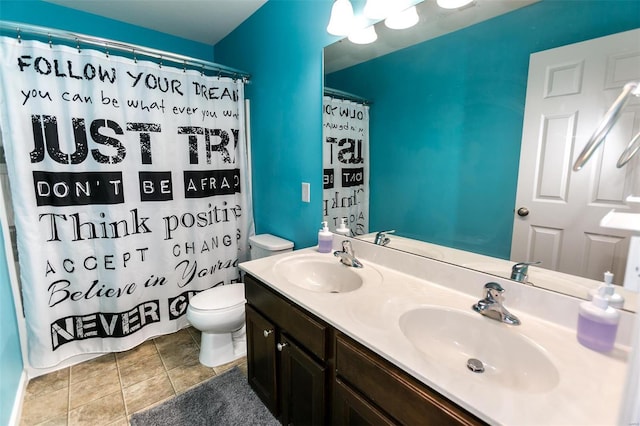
[334,240,363,268]
[373,229,395,246]
[472,282,521,325]
[510,261,541,282]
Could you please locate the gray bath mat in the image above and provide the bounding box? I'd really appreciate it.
[130,367,279,426]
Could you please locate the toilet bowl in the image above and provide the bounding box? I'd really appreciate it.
[187,234,293,367]
[186,283,246,367]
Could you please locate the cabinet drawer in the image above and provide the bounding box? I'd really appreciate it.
[333,378,395,426]
[335,333,485,426]
[245,274,328,361]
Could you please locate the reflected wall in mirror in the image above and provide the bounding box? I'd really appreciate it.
[323,0,640,308]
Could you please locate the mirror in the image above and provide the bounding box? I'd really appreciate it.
[323,0,640,311]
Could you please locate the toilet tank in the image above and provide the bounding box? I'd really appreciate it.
[249,234,294,260]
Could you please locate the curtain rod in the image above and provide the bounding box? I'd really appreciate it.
[324,87,372,105]
[0,20,251,81]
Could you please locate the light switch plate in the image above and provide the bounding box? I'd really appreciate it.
[301,182,310,203]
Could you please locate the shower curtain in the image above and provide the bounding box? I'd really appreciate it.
[0,37,253,368]
[322,96,369,236]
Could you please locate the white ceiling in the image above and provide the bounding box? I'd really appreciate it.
[44,0,267,45]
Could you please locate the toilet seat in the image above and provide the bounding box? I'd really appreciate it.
[189,283,245,311]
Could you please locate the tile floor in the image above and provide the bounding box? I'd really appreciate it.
[19,327,247,425]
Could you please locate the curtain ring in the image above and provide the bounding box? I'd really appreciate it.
[159,55,163,68]
[16,28,21,44]
[75,37,81,53]
[105,43,109,58]
[183,60,186,73]
[200,64,205,76]
[48,34,52,48]
[217,71,221,80]
[132,48,137,63]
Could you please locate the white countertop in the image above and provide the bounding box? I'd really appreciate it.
[239,237,633,425]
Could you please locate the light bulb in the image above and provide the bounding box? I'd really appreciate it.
[327,0,355,36]
[385,6,419,30]
[348,25,378,44]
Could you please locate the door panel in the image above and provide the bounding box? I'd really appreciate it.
[512,29,640,284]
[279,334,326,426]
[245,305,278,415]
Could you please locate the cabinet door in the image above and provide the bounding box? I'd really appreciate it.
[333,378,395,426]
[279,334,327,426]
[246,305,278,416]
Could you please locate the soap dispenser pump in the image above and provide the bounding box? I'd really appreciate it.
[601,271,625,309]
[588,271,625,309]
[317,221,333,253]
[335,217,350,236]
[577,288,619,353]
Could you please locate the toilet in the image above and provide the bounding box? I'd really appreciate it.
[187,234,294,367]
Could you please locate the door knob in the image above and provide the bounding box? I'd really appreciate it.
[276,342,288,352]
[517,207,529,217]
[263,329,273,338]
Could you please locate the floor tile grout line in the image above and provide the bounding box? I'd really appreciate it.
[154,337,179,396]
[114,349,130,419]
[66,366,71,426]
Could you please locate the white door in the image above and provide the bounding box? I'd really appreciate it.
[512,29,640,285]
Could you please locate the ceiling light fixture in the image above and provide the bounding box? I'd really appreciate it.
[327,0,355,36]
[348,24,378,44]
[363,0,394,20]
[385,6,419,30]
[436,0,474,9]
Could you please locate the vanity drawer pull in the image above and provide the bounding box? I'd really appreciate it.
[263,329,274,338]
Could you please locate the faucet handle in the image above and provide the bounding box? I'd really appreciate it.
[342,240,354,255]
[511,261,541,282]
[374,230,395,245]
[483,282,504,302]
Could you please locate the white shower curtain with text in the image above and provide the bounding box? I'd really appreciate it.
[322,96,369,236]
[0,37,253,367]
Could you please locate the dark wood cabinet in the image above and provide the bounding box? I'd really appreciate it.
[333,378,396,426]
[333,333,486,426]
[279,334,327,425]
[245,274,329,425]
[245,304,278,413]
[244,273,485,426]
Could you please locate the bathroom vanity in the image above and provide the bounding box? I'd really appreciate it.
[244,273,483,425]
[239,237,633,425]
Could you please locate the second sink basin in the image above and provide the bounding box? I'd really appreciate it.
[274,254,363,293]
[399,306,559,393]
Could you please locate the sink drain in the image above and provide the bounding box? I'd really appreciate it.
[467,358,485,373]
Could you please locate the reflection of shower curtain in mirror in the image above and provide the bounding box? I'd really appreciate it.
[322,96,369,236]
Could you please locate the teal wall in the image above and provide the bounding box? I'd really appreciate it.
[0,1,216,419]
[216,0,337,249]
[326,0,640,259]
[0,223,21,426]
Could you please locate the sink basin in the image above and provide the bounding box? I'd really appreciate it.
[399,307,559,393]
[274,255,363,293]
